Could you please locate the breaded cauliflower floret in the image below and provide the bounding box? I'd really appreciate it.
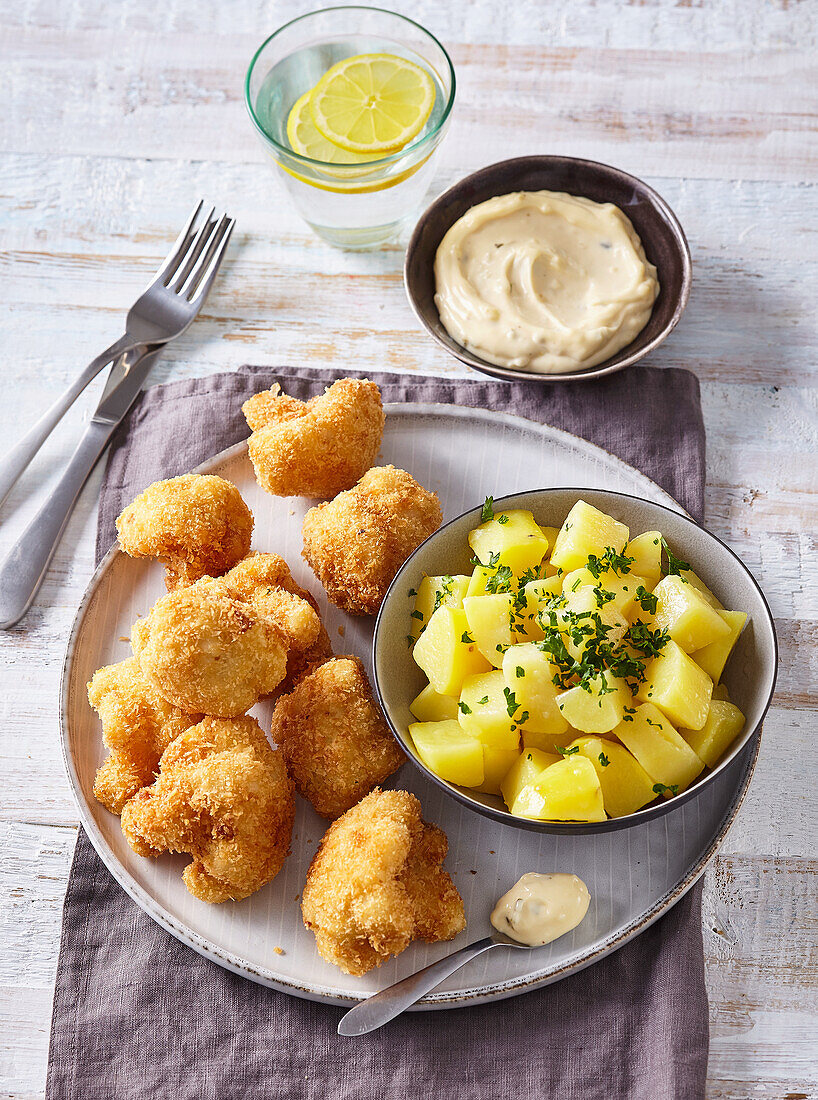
[120,716,294,903]
[270,657,405,820]
[131,576,289,717]
[116,474,253,590]
[302,465,442,615]
[88,656,202,814]
[301,789,465,975]
[223,553,333,696]
[243,378,384,499]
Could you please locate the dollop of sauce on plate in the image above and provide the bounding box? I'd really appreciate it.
[434,190,660,374]
[490,872,591,947]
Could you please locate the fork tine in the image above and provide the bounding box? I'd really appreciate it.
[168,207,217,292]
[152,200,204,286]
[180,214,233,301]
[186,217,235,305]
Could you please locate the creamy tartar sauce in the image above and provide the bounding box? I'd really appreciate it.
[434,190,660,374]
[490,872,591,947]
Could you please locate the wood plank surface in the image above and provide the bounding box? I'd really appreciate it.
[0,0,816,1097]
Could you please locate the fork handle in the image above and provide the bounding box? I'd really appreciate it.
[0,333,137,511]
[336,937,499,1036]
[0,416,116,629]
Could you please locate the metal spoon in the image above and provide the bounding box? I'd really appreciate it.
[337,931,531,1036]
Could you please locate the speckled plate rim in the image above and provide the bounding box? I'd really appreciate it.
[59,402,760,1009]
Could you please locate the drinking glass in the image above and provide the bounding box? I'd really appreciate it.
[245,6,456,250]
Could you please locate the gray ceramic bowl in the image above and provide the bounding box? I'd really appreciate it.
[372,488,777,834]
[404,156,692,383]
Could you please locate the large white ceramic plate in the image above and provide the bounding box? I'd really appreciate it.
[61,403,759,1008]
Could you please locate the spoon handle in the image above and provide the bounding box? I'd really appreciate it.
[337,937,498,1036]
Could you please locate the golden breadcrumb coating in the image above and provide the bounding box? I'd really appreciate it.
[121,716,294,903]
[301,789,465,975]
[116,474,253,590]
[270,656,405,820]
[301,465,442,615]
[88,657,202,814]
[131,576,290,717]
[243,378,384,499]
[223,553,333,696]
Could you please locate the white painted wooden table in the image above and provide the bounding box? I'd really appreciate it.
[1,2,815,1096]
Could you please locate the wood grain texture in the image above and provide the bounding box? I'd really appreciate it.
[0,0,816,1096]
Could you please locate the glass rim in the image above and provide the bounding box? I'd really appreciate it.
[243,5,456,171]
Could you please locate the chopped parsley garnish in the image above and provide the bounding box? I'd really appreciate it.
[461,631,475,643]
[410,610,424,621]
[515,665,525,678]
[661,537,691,577]
[503,687,519,716]
[407,587,417,598]
[497,514,510,525]
[486,564,513,593]
[481,496,494,523]
[634,586,658,614]
[478,696,489,706]
[598,752,610,767]
[652,782,679,797]
[557,745,580,756]
[571,576,583,592]
[458,701,472,715]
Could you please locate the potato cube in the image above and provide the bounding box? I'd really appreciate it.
[612,703,704,793]
[459,670,520,750]
[410,574,470,639]
[468,509,549,577]
[557,672,631,734]
[501,747,560,809]
[637,639,713,730]
[477,746,523,795]
[653,575,731,653]
[408,720,484,787]
[550,500,629,573]
[679,568,722,610]
[501,643,568,736]
[569,735,657,818]
[466,565,493,597]
[522,727,576,754]
[413,606,492,696]
[681,700,745,768]
[463,594,517,666]
[693,610,748,683]
[625,530,663,584]
[510,756,605,822]
[410,683,459,723]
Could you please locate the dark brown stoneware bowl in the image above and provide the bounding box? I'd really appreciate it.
[404,156,692,383]
[372,488,777,834]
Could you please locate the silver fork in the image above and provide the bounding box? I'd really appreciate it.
[0,203,234,629]
[0,201,234,510]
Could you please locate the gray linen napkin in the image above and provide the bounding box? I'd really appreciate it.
[47,365,709,1100]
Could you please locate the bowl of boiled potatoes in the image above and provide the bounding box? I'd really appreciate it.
[372,488,777,833]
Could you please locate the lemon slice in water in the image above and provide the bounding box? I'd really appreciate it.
[286,92,381,165]
[308,52,435,155]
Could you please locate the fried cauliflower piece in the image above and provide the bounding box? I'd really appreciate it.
[301,789,465,974]
[223,553,333,696]
[88,657,202,814]
[270,657,405,820]
[131,576,290,717]
[116,474,253,590]
[302,465,442,615]
[243,378,384,499]
[121,716,294,903]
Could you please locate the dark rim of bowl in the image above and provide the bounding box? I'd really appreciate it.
[404,156,693,384]
[372,486,778,834]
